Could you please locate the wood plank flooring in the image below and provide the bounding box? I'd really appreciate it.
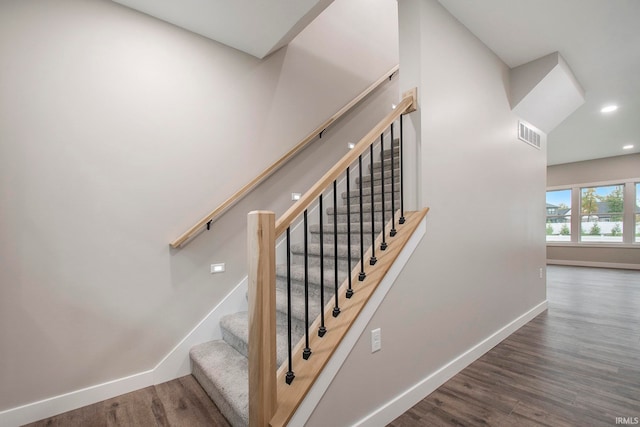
[23,375,230,427]
[389,265,640,426]
[24,266,640,426]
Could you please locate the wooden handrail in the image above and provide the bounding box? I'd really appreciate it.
[275,87,417,237]
[170,65,400,248]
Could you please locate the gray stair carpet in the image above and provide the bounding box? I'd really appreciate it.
[189,145,401,427]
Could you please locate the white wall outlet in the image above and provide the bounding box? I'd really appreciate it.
[539,267,543,279]
[291,192,301,201]
[371,328,381,353]
[211,263,225,274]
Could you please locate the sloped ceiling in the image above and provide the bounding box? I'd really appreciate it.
[112,0,334,59]
[510,52,585,134]
[439,0,640,165]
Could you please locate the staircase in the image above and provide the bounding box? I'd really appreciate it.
[189,142,401,427]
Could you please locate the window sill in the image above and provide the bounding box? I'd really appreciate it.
[546,242,640,249]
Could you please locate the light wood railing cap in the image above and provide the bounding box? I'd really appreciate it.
[169,65,400,249]
[274,89,416,237]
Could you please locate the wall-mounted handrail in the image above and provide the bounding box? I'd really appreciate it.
[274,88,416,237]
[169,65,400,248]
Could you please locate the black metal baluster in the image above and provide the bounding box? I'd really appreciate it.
[318,195,326,337]
[380,134,388,251]
[390,122,397,237]
[369,143,377,265]
[303,210,311,360]
[358,155,366,281]
[399,114,406,225]
[332,180,340,318]
[346,167,354,298]
[285,227,295,384]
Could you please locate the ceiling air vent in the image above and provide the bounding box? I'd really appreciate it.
[518,121,541,149]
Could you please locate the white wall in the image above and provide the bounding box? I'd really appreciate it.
[0,0,399,412]
[305,1,547,425]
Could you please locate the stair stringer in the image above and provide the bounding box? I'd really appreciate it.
[286,212,427,426]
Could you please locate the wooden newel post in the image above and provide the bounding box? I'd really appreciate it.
[248,211,277,426]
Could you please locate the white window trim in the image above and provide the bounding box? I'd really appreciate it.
[546,177,640,246]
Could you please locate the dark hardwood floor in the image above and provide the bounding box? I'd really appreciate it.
[24,266,640,426]
[389,265,640,426]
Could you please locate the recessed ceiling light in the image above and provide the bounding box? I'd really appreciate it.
[600,105,618,113]
[622,144,634,150]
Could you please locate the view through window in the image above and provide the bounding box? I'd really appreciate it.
[636,183,640,243]
[580,185,624,243]
[546,189,571,242]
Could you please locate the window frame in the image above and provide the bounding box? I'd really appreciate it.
[579,183,625,243]
[546,178,640,248]
[545,188,572,243]
[636,183,640,243]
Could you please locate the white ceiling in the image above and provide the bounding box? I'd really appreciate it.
[113,0,639,165]
[439,0,640,165]
[112,0,333,59]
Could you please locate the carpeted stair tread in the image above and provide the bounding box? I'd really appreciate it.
[275,286,329,329]
[276,264,348,292]
[342,192,401,204]
[290,242,361,260]
[310,222,383,234]
[327,210,395,224]
[308,223,382,245]
[219,311,305,367]
[190,340,248,427]
[190,131,407,427]
[370,158,400,172]
[326,200,400,215]
[356,169,400,185]
[342,182,400,198]
[382,148,401,159]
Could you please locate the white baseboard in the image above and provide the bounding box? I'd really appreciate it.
[152,277,248,384]
[288,213,428,427]
[0,370,155,427]
[352,299,549,427]
[547,259,640,270]
[0,277,249,427]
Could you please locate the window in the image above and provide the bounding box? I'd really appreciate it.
[636,183,640,243]
[547,181,640,244]
[546,189,571,242]
[580,185,623,243]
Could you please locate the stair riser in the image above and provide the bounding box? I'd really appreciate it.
[327,211,395,224]
[275,301,327,338]
[291,243,361,260]
[309,231,374,246]
[190,342,249,427]
[382,149,401,160]
[370,159,400,172]
[292,252,363,271]
[343,182,400,198]
[276,265,348,288]
[310,222,383,234]
[328,201,401,216]
[220,313,306,367]
[275,276,337,306]
[342,193,402,204]
[356,169,400,185]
